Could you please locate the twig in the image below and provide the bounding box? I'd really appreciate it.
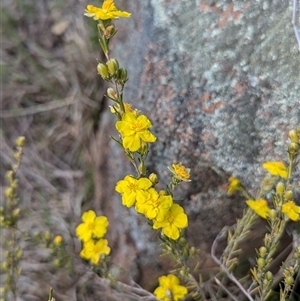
[211,229,254,301]
[214,277,239,301]
[0,96,77,118]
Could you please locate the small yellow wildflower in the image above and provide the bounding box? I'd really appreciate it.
[135,188,173,221]
[53,235,63,246]
[80,238,111,265]
[153,204,188,240]
[76,210,108,242]
[262,161,288,178]
[109,103,139,116]
[115,175,152,207]
[281,201,300,221]
[154,274,188,301]
[168,163,191,181]
[246,199,271,219]
[85,0,131,21]
[227,177,241,194]
[116,112,157,152]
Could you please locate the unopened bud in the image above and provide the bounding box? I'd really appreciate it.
[259,246,267,257]
[16,250,23,259]
[12,208,20,218]
[286,276,294,285]
[269,209,277,220]
[97,63,110,80]
[107,88,118,101]
[4,187,13,199]
[106,58,119,76]
[149,173,158,185]
[15,136,26,147]
[284,190,293,201]
[288,142,299,155]
[44,231,51,241]
[257,258,266,268]
[276,182,285,195]
[116,68,128,84]
[6,170,14,183]
[289,130,299,143]
[265,271,273,281]
[190,247,196,255]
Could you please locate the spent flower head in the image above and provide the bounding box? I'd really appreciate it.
[246,199,271,219]
[80,238,111,265]
[116,111,157,152]
[168,163,191,182]
[85,0,131,21]
[153,204,188,240]
[76,210,109,242]
[154,274,188,301]
[262,161,288,179]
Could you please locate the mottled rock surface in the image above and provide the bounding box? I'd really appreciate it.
[92,0,300,289]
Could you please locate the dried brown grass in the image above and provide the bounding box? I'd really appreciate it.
[0,0,113,300]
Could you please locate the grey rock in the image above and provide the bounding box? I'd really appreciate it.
[94,0,300,288]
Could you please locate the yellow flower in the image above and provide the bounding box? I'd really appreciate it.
[227,177,241,194]
[153,204,188,240]
[168,163,191,181]
[109,103,139,116]
[154,274,188,301]
[53,235,63,246]
[115,112,157,152]
[262,161,288,178]
[80,239,110,265]
[115,175,152,207]
[135,188,173,221]
[246,199,271,219]
[76,210,108,242]
[85,0,131,21]
[281,201,300,221]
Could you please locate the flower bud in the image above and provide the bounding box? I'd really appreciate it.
[288,142,299,155]
[149,173,158,185]
[4,187,13,199]
[289,130,299,143]
[265,271,273,281]
[259,246,267,257]
[107,88,118,101]
[284,190,293,201]
[12,208,20,218]
[106,58,119,76]
[285,276,294,285]
[276,182,285,195]
[16,249,23,259]
[104,25,116,39]
[257,258,266,268]
[44,231,51,241]
[97,63,110,80]
[6,170,14,183]
[15,136,26,147]
[116,68,128,84]
[269,209,277,220]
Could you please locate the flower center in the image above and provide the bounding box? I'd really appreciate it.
[87,222,94,230]
[167,213,175,223]
[131,121,144,132]
[128,183,137,191]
